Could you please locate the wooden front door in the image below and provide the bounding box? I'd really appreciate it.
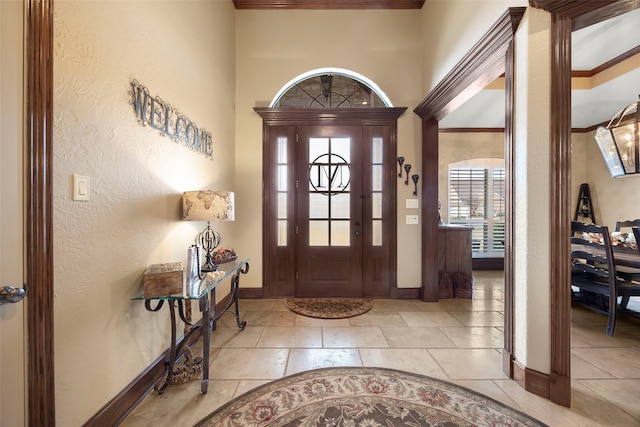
[297,126,363,297]
[257,108,405,298]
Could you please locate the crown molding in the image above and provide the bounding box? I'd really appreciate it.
[233,0,425,9]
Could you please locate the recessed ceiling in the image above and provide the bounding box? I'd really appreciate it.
[441,8,640,130]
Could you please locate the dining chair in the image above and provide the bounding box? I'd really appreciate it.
[613,220,640,285]
[571,221,640,336]
[614,219,640,232]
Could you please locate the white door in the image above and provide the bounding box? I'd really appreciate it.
[1,1,27,425]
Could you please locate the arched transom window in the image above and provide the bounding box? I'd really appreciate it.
[270,68,393,108]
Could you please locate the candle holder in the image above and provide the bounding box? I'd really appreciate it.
[397,157,405,178]
[404,163,412,185]
[411,174,419,196]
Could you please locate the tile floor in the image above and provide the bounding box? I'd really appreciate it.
[121,271,640,427]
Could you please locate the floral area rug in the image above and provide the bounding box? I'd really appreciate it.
[194,367,548,427]
[284,298,373,319]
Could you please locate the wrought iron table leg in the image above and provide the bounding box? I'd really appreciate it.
[230,264,249,330]
[145,299,178,394]
[200,294,211,394]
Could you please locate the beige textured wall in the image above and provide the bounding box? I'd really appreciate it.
[53,2,235,425]
[421,0,527,93]
[235,9,424,289]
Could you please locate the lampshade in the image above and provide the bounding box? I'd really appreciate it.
[595,97,640,178]
[183,191,234,222]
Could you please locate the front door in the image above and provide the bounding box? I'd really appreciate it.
[297,126,363,297]
[258,108,404,299]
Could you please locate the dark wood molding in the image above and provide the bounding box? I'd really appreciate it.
[396,287,420,299]
[420,119,439,302]
[233,0,425,9]
[439,127,505,133]
[413,7,526,121]
[512,360,551,399]
[26,1,56,425]
[573,45,640,78]
[529,0,640,30]
[472,257,504,271]
[548,9,573,409]
[503,40,515,380]
[239,287,264,299]
[254,107,407,124]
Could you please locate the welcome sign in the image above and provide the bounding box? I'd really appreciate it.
[129,79,213,159]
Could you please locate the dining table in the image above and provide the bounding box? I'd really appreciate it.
[571,242,640,269]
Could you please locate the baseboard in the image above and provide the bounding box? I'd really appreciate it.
[239,287,263,299]
[512,359,550,400]
[396,287,421,299]
[472,258,504,270]
[83,294,233,427]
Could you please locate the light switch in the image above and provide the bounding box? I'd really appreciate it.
[406,215,419,225]
[73,175,90,201]
[406,198,419,209]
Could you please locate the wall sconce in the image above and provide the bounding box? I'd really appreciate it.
[595,95,640,178]
[183,190,234,272]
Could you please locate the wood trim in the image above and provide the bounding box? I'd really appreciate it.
[548,10,573,408]
[233,0,425,9]
[573,45,640,78]
[26,1,55,425]
[255,107,407,124]
[413,8,526,121]
[530,0,640,30]
[512,360,551,399]
[239,287,264,299]
[472,257,504,271]
[439,127,504,133]
[396,287,420,299]
[503,40,515,379]
[420,119,439,302]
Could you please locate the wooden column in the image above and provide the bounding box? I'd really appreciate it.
[421,119,439,301]
[26,0,55,425]
[548,10,572,408]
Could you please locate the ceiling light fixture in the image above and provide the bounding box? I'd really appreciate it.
[595,95,640,178]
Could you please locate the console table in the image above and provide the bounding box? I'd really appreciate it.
[132,259,249,394]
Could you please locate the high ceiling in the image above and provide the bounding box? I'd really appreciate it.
[441,7,640,130]
[233,0,640,130]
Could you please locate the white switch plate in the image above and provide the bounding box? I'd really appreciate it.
[73,175,90,201]
[406,215,419,225]
[406,198,419,209]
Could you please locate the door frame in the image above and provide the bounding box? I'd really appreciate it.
[25,0,55,424]
[255,107,406,298]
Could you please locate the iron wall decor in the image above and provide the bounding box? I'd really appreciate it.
[129,79,213,159]
[404,163,412,185]
[412,174,419,196]
[397,156,405,177]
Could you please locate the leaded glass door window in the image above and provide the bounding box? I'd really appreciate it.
[258,108,403,298]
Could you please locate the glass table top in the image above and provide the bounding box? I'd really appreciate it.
[131,258,249,301]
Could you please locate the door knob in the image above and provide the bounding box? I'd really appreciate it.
[355,231,360,236]
[0,284,27,304]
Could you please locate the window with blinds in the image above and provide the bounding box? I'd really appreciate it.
[448,166,505,257]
